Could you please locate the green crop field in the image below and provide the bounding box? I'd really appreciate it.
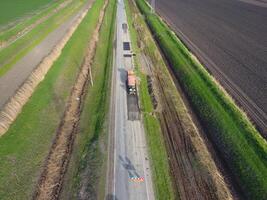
[136,0,267,199]
[0,0,105,198]
[0,0,64,42]
[0,0,55,26]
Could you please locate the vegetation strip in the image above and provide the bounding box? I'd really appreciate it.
[60,0,116,198]
[0,0,103,199]
[0,0,87,77]
[34,0,109,199]
[0,4,90,136]
[135,0,267,199]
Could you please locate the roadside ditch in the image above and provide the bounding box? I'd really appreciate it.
[33,0,109,199]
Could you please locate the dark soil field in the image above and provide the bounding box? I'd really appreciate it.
[152,0,267,135]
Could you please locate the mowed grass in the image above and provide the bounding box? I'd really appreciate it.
[0,0,105,199]
[124,0,175,199]
[138,71,175,200]
[0,0,54,26]
[60,0,116,198]
[0,0,87,77]
[136,0,267,199]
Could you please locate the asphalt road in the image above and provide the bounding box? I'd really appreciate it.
[151,0,267,135]
[0,2,90,109]
[106,0,154,199]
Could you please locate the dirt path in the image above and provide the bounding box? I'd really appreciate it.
[140,49,234,199]
[33,1,108,199]
[0,1,93,136]
[156,76,233,199]
[0,0,73,49]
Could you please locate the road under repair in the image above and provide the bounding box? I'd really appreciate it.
[106,0,154,199]
[151,0,267,135]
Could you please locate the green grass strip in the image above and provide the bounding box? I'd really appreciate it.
[0,0,87,77]
[124,0,175,199]
[136,0,267,199]
[60,0,116,198]
[0,0,105,199]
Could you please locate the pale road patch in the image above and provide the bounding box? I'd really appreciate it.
[0,3,91,137]
[33,0,108,199]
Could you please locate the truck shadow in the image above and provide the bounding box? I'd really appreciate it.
[118,68,127,83]
[119,155,140,178]
[106,194,118,200]
[118,68,127,92]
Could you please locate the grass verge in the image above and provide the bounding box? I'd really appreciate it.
[125,0,175,199]
[0,0,87,77]
[136,0,267,199]
[0,0,105,199]
[60,0,116,199]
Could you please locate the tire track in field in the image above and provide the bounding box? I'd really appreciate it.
[33,0,108,199]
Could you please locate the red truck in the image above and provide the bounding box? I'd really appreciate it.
[127,70,136,95]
